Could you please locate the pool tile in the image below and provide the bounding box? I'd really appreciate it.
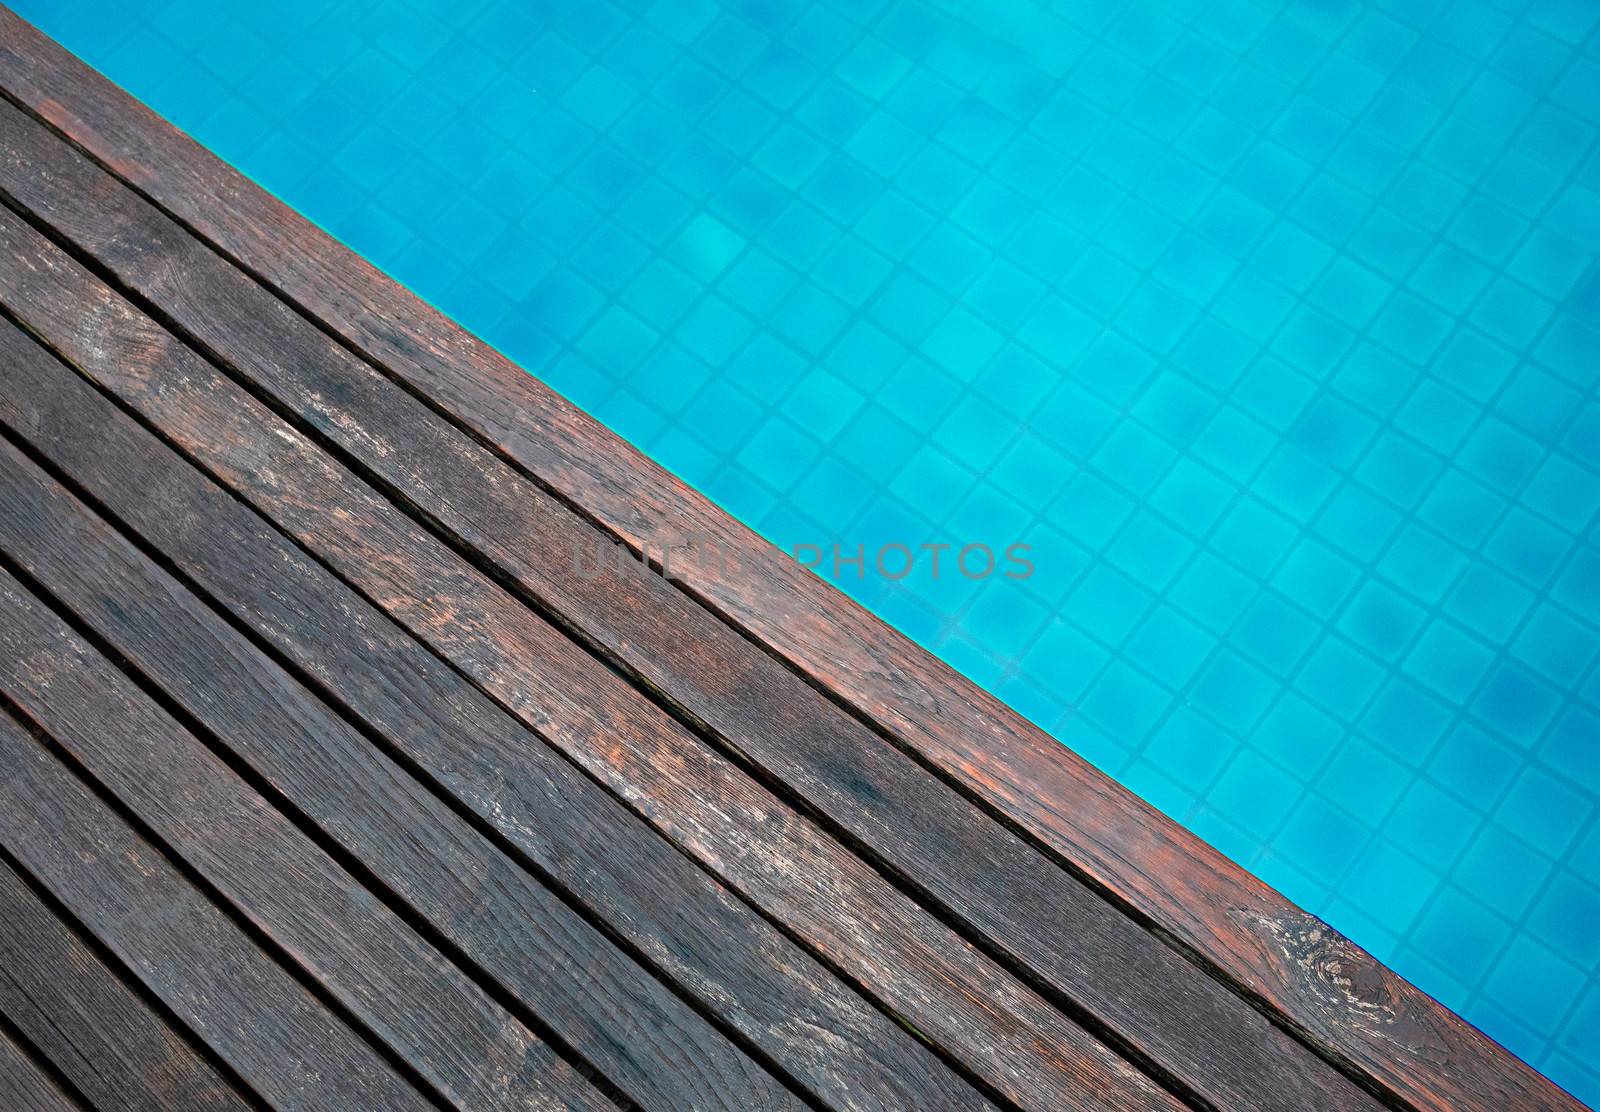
[1474,664,1565,750]
[1257,694,1345,782]
[1107,513,1193,593]
[1211,749,1301,840]
[946,483,1031,546]
[1458,825,1555,922]
[1497,767,1593,858]
[1446,194,1529,266]
[1234,591,1321,676]
[1067,564,1155,649]
[1385,780,1478,871]
[1362,677,1454,765]
[1486,936,1586,1040]
[1081,661,1169,743]
[1554,548,1600,626]
[1148,459,1234,537]
[989,432,1073,507]
[1460,420,1543,496]
[1510,604,1600,691]
[962,584,1050,666]
[1212,267,1296,343]
[1349,204,1433,279]
[1192,650,1281,735]
[1177,109,1256,176]
[1249,219,1333,293]
[1253,445,1339,524]
[1397,381,1483,457]
[1315,484,1403,564]
[1477,277,1557,351]
[1124,605,1213,689]
[1541,707,1600,788]
[1446,563,1537,645]
[1528,871,1600,971]
[1212,496,1300,576]
[1419,469,1508,549]
[1022,620,1109,704]
[1498,368,1583,445]
[1377,523,1467,607]
[1137,708,1227,792]
[1412,886,1513,987]
[1345,840,1442,935]
[1340,581,1426,663]
[1093,422,1179,498]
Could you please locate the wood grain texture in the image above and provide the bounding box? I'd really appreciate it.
[0,1026,79,1112]
[0,565,610,1112]
[0,709,436,1112]
[0,360,820,1112]
[0,859,251,1112]
[0,315,986,1108]
[0,91,1382,1112]
[0,222,1170,1111]
[0,10,1566,1111]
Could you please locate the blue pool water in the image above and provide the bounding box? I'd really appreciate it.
[17,0,1599,1095]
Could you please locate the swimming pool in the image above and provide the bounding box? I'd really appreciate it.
[14,0,1597,1096]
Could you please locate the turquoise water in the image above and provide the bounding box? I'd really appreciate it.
[15,0,1598,1096]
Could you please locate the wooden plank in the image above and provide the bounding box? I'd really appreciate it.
[0,1025,79,1112]
[0,92,1382,1112]
[0,13,1564,1112]
[0,361,816,1112]
[0,860,252,1111]
[0,569,610,1112]
[0,709,437,1112]
[0,331,986,1109]
[0,227,1170,1111]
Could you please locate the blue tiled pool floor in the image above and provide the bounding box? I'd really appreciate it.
[17,0,1600,1096]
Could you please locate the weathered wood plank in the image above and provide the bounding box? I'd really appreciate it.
[0,224,1170,1111]
[0,328,985,1109]
[0,1025,79,1112]
[0,567,611,1112]
[0,859,252,1112]
[0,708,437,1112]
[0,13,1563,1112]
[0,359,816,1112]
[0,90,1380,1112]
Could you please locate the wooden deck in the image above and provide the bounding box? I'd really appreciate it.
[0,9,1578,1110]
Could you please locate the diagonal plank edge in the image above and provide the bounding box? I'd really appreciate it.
[0,210,1172,1111]
[0,323,977,1111]
[0,5,1577,1110]
[0,434,794,1110]
[0,78,1378,1112]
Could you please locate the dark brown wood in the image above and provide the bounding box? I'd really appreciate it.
[0,10,1564,1111]
[0,708,437,1112]
[0,90,1385,1112]
[0,222,1173,1112]
[0,346,882,1112]
[0,570,610,1112]
[0,859,251,1111]
[0,1025,79,1112]
[0,320,990,1107]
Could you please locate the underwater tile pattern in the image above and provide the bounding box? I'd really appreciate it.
[16,0,1600,1094]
